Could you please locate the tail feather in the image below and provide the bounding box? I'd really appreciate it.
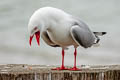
[93,32,107,36]
[93,32,107,44]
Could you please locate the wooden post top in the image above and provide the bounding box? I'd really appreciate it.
[0,64,120,80]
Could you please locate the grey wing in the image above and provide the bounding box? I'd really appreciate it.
[70,25,95,48]
[41,31,60,47]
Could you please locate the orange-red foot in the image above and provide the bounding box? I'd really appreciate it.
[52,66,69,70]
[69,67,81,71]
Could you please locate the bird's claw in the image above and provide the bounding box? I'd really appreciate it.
[69,67,81,71]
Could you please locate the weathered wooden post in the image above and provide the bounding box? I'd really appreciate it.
[0,64,120,80]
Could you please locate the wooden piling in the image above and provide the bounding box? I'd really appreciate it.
[0,64,120,80]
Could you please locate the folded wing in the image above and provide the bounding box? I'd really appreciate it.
[70,25,95,48]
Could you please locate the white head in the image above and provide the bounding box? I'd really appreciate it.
[28,10,43,46]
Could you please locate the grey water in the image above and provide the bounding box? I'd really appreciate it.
[0,0,120,65]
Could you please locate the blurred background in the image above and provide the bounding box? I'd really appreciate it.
[0,0,120,65]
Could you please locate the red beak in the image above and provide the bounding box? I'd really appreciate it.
[35,31,40,45]
[29,31,40,46]
[29,35,34,46]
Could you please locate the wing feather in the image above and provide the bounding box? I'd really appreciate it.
[70,25,95,48]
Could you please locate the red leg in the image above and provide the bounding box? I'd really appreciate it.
[69,48,81,71]
[52,49,68,70]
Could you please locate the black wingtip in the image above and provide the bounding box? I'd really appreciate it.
[102,32,107,35]
[93,32,107,36]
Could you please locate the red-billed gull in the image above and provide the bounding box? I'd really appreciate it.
[28,7,106,70]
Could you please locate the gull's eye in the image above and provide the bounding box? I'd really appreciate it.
[31,27,38,35]
[34,27,38,30]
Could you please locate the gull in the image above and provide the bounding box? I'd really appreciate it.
[28,7,106,70]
